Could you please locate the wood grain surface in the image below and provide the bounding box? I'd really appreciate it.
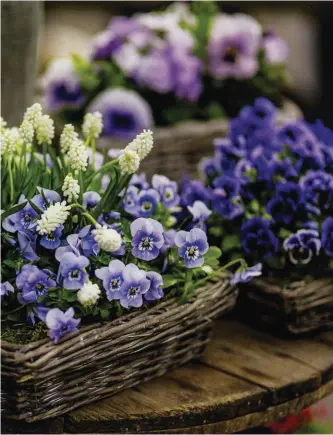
[2,317,333,434]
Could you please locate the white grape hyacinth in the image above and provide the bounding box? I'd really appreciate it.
[77,281,101,307]
[23,103,43,128]
[92,225,122,252]
[36,114,55,145]
[82,112,103,139]
[37,201,71,235]
[119,149,140,175]
[20,119,34,145]
[126,129,153,160]
[62,174,80,203]
[67,139,88,172]
[0,117,7,133]
[1,128,23,157]
[60,124,78,154]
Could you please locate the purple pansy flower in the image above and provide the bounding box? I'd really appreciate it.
[175,228,209,268]
[119,264,150,308]
[130,173,150,190]
[300,170,333,210]
[322,217,333,257]
[46,307,80,344]
[16,265,56,304]
[181,179,210,206]
[152,175,180,208]
[131,218,164,261]
[0,281,14,300]
[283,229,321,265]
[239,98,277,128]
[32,187,61,210]
[18,231,39,261]
[172,49,202,102]
[135,48,174,94]
[230,263,262,285]
[123,185,140,215]
[187,201,212,231]
[137,188,160,217]
[59,252,89,290]
[211,175,243,220]
[27,305,50,326]
[208,14,261,79]
[40,225,63,250]
[266,182,310,226]
[145,271,164,302]
[40,59,85,113]
[199,156,219,179]
[2,197,37,234]
[87,88,153,140]
[95,259,125,301]
[83,191,101,209]
[241,217,278,260]
[263,31,288,64]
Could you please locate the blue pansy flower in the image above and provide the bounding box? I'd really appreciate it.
[16,265,56,304]
[239,98,276,128]
[59,252,90,290]
[28,305,50,326]
[95,259,125,301]
[266,182,309,226]
[137,188,160,217]
[241,217,278,260]
[145,272,164,302]
[130,218,164,261]
[2,196,38,234]
[187,200,212,231]
[123,185,139,215]
[46,307,80,344]
[0,281,14,300]
[322,217,333,257]
[130,173,150,190]
[211,175,243,220]
[199,156,219,179]
[18,231,39,261]
[300,170,333,210]
[152,175,180,208]
[230,263,262,285]
[40,224,63,250]
[119,264,150,308]
[83,191,101,209]
[283,229,321,264]
[32,187,61,210]
[181,179,210,207]
[175,228,209,268]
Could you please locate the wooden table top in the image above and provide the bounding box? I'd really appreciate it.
[3,317,333,434]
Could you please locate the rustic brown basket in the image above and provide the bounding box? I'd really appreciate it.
[104,99,302,181]
[1,278,236,422]
[238,277,333,335]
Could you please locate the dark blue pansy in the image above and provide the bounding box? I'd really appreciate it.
[241,217,278,260]
[283,229,321,264]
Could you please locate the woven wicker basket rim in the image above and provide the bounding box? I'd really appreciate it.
[1,277,230,353]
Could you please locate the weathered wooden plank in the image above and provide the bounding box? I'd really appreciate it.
[65,362,268,433]
[1,416,64,434]
[156,379,333,434]
[201,319,331,404]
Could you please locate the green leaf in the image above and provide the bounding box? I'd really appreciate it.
[100,309,109,321]
[221,234,241,252]
[28,199,43,215]
[162,275,178,289]
[1,201,28,221]
[205,246,221,260]
[3,259,17,268]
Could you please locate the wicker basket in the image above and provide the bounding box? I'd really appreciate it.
[238,277,333,335]
[1,278,236,422]
[103,99,302,181]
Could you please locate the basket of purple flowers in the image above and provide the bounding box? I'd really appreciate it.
[39,2,301,181]
[1,105,240,421]
[179,97,333,335]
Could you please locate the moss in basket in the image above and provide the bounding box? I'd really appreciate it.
[1,104,245,345]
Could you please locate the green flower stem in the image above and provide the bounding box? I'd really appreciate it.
[70,203,86,212]
[91,137,96,170]
[195,258,247,289]
[182,269,193,300]
[81,212,99,228]
[8,160,14,203]
[90,159,118,180]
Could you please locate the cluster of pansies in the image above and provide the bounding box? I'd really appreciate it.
[1,104,248,344]
[40,2,289,139]
[185,97,333,276]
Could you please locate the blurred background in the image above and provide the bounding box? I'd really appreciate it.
[1,0,333,431]
[2,1,333,127]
